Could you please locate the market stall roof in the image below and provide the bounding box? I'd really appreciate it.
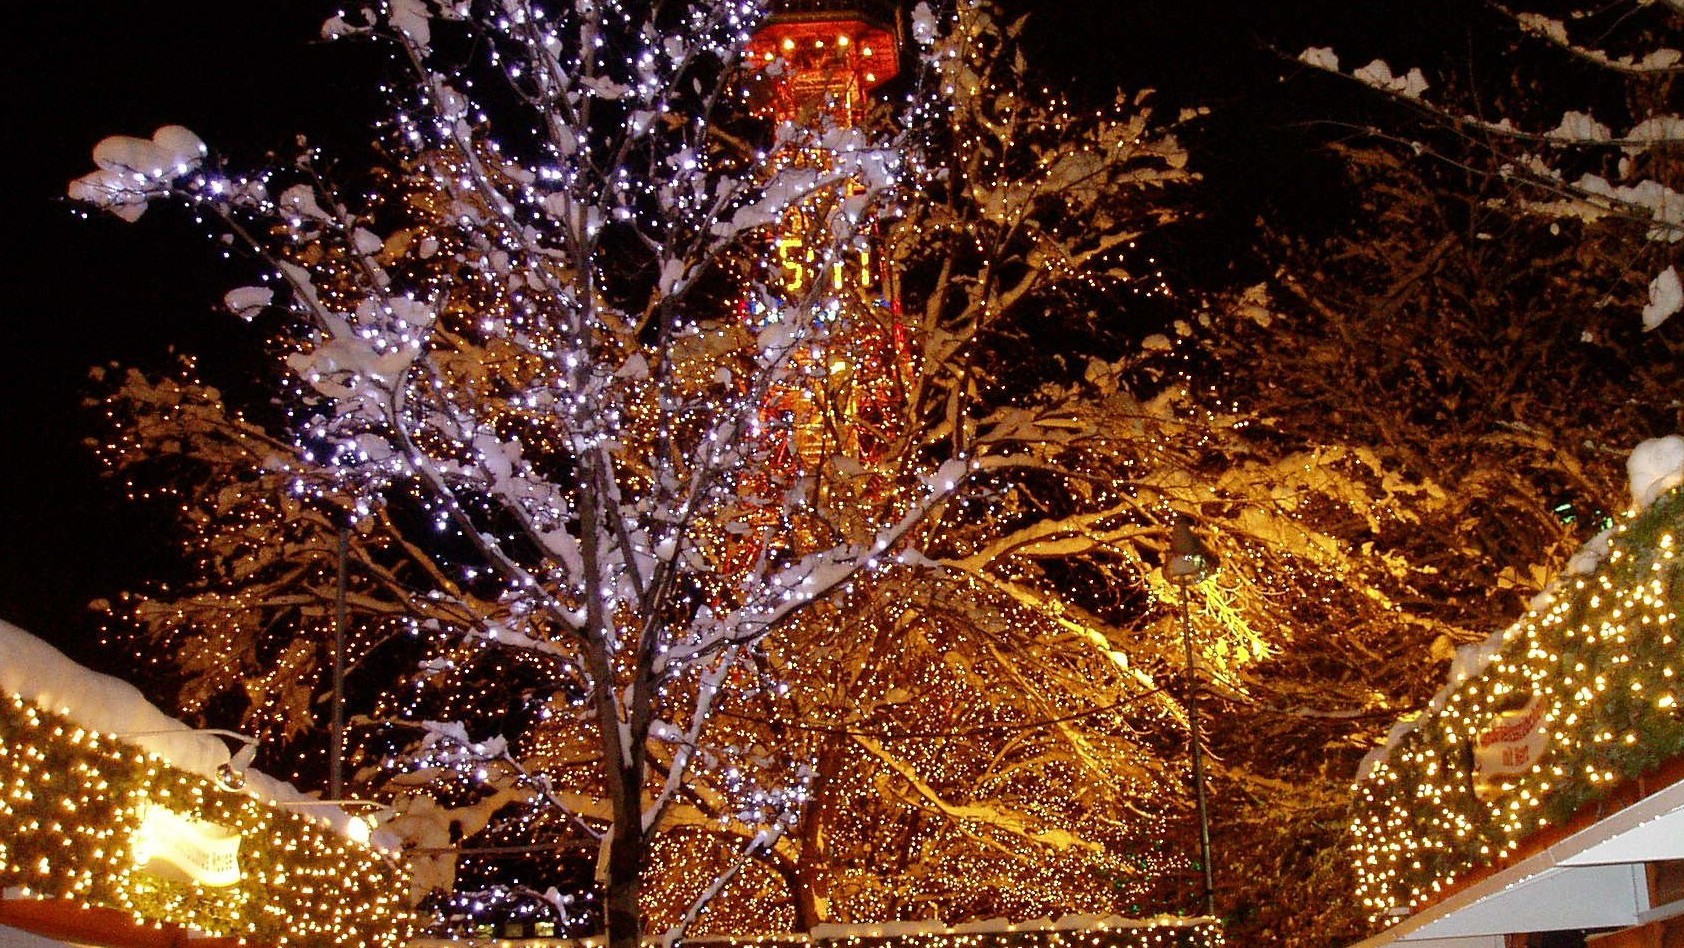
[1345,438,1684,948]
[0,619,377,843]
[0,619,413,947]
[1349,773,1684,946]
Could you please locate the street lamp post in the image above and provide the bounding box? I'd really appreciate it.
[1167,518,1216,918]
[330,522,349,801]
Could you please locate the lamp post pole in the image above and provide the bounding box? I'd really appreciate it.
[1169,519,1215,918]
[330,522,348,801]
[1178,586,1215,917]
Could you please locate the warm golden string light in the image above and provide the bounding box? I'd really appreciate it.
[426,922,1225,948]
[1347,486,1682,925]
[0,692,414,947]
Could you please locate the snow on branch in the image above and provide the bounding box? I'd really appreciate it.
[68,0,1000,938]
[1298,3,1684,330]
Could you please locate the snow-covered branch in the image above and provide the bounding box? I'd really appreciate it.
[1297,0,1684,330]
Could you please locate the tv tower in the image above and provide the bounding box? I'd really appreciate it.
[743,0,912,474]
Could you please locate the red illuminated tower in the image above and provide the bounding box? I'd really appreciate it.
[743,0,912,468]
[746,1,902,128]
[720,1,914,573]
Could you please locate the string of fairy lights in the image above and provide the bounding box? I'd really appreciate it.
[619,566,1200,935]
[609,5,1221,932]
[1348,484,1682,925]
[0,693,413,946]
[79,0,1683,940]
[803,926,1224,948]
[423,923,1224,946]
[70,0,1238,938]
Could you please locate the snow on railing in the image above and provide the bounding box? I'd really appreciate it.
[413,914,1225,948]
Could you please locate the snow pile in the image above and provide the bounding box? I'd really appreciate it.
[1299,47,1339,71]
[1352,59,1429,99]
[1356,434,1684,781]
[1629,434,1684,507]
[67,125,206,222]
[1297,49,1428,98]
[1643,267,1683,331]
[0,619,379,845]
[1546,110,1612,142]
[0,619,232,774]
[807,914,1216,940]
[1567,174,1684,244]
[224,286,273,320]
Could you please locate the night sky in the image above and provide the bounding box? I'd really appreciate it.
[4,0,1423,672]
[9,1,382,667]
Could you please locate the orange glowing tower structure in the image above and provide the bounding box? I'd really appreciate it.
[746,1,902,128]
[741,0,913,475]
[713,1,913,575]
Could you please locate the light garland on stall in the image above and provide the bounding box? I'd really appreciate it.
[804,923,1224,948]
[1347,485,1683,925]
[417,920,1224,948]
[0,693,414,947]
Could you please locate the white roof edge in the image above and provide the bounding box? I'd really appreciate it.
[1348,773,1684,945]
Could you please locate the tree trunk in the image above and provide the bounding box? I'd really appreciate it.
[792,858,828,932]
[792,736,842,930]
[604,815,646,948]
[582,477,651,948]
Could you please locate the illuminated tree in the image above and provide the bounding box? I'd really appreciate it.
[70,2,978,944]
[1187,147,1682,945]
[90,365,464,753]
[636,558,1192,933]
[84,0,1216,934]
[475,3,1213,930]
[1247,6,1684,937]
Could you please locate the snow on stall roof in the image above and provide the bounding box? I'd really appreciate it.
[0,619,232,774]
[0,618,380,845]
[805,915,1217,939]
[1356,435,1684,782]
[1630,434,1684,508]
